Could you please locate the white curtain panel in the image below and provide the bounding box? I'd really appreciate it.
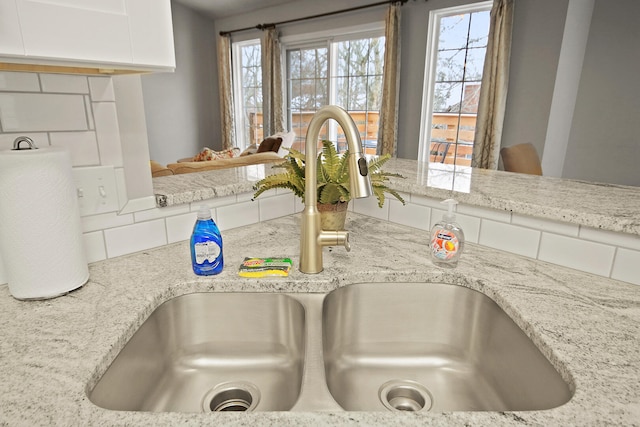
[472,0,515,169]
[377,3,402,157]
[217,34,236,150]
[262,27,286,137]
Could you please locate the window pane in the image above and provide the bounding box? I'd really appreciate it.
[433,82,463,113]
[367,75,383,110]
[298,79,317,110]
[436,48,465,82]
[438,14,470,50]
[349,39,369,77]
[460,82,480,113]
[367,37,385,75]
[464,47,487,80]
[335,76,349,107]
[336,41,350,76]
[288,49,300,79]
[468,10,490,48]
[315,79,328,108]
[316,48,328,78]
[351,76,368,110]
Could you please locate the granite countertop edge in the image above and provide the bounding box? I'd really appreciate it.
[153,159,640,236]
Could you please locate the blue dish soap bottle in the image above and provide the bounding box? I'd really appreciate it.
[190,206,224,275]
[430,199,465,268]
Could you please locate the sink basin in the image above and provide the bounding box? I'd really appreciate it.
[322,282,573,412]
[89,293,305,412]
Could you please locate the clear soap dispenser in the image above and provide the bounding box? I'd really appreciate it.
[190,206,224,275]
[430,199,465,268]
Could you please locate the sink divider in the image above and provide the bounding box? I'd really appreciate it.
[288,293,344,412]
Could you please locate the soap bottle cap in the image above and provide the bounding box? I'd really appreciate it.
[441,198,458,222]
[197,205,212,220]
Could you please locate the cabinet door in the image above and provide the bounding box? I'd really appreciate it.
[0,0,25,57]
[126,0,175,69]
[16,0,133,65]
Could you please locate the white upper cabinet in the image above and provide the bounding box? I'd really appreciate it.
[0,1,24,56]
[1,0,175,72]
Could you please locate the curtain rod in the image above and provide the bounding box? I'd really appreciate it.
[219,0,408,36]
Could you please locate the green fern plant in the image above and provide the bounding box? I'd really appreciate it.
[253,140,405,208]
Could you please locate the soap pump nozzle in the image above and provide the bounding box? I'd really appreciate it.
[441,198,458,222]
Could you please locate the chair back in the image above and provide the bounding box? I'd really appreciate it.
[500,143,543,175]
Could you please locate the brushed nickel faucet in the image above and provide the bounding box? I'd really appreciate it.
[299,105,372,274]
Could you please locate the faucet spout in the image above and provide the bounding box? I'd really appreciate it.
[299,105,372,274]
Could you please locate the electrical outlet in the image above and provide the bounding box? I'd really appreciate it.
[72,166,119,216]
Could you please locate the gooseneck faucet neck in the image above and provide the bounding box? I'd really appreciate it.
[299,105,372,274]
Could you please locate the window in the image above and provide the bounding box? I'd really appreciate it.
[284,26,385,153]
[418,2,492,166]
[232,40,262,150]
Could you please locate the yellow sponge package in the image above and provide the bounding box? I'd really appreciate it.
[238,257,293,278]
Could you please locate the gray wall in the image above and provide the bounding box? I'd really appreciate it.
[562,0,640,186]
[141,1,218,165]
[501,0,569,158]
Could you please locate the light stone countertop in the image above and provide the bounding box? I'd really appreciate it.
[0,214,638,426]
[153,158,640,236]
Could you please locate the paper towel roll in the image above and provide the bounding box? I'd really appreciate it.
[0,146,89,300]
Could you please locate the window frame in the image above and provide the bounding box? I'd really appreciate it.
[280,22,385,150]
[231,38,262,151]
[417,1,493,164]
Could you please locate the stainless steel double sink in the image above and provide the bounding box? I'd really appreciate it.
[88,282,573,413]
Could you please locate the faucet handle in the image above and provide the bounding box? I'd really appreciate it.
[318,230,351,252]
[341,232,351,252]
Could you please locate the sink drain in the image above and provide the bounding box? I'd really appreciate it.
[379,380,433,412]
[202,381,260,412]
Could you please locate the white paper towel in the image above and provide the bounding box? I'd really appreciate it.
[0,146,89,299]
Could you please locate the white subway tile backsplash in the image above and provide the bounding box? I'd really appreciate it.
[389,198,430,230]
[354,196,389,220]
[166,211,199,244]
[104,219,167,258]
[538,232,615,277]
[134,204,190,222]
[579,227,640,251]
[409,194,443,209]
[0,72,40,91]
[81,211,134,233]
[259,193,295,221]
[89,77,115,102]
[193,195,237,210]
[114,167,128,210]
[216,201,260,231]
[0,93,87,132]
[458,204,511,223]
[50,132,100,166]
[512,214,579,236]
[479,219,540,258]
[83,231,107,263]
[92,102,123,166]
[237,191,255,202]
[40,74,88,94]
[611,248,640,286]
[84,96,95,130]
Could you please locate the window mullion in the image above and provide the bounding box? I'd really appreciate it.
[328,40,338,145]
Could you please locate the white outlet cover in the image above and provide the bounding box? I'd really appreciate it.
[72,166,119,216]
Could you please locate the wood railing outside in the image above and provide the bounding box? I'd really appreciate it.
[248,111,476,164]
